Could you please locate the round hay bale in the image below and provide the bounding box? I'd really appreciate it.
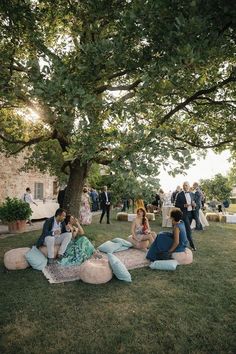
[78,258,113,284]
[206,213,220,222]
[4,247,30,270]
[116,212,128,221]
[39,245,61,257]
[172,248,193,265]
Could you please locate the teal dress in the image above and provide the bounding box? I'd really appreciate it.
[58,236,95,266]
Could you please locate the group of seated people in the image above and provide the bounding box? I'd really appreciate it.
[36,205,189,266]
[129,207,188,261]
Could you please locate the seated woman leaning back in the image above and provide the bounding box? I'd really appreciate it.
[128,207,155,251]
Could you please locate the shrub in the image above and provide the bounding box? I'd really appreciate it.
[0,197,32,222]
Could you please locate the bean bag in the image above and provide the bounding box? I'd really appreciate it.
[116,212,128,221]
[172,248,193,265]
[39,245,61,258]
[206,213,220,222]
[78,258,113,284]
[4,247,30,270]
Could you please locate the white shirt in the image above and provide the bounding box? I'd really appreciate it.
[21,192,34,204]
[52,217,61,236]
[184,192,192,211]
[105,192,109,203]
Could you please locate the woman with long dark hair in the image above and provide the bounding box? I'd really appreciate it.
[129,208,155,250]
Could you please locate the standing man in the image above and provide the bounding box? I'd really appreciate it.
[192,182,203,231]
[175,181,196,251]
[36,208,72,264]
[99,186,112,224]
[57,186,67,209]
[21,187,38,225]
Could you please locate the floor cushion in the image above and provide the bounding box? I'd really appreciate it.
[108,253,132,282]
[39,245,61,258]
[25,246,47,271]
[78,258,113,284]
[4,247,30,270]
[172,248,193,265]
[150,259,179,271]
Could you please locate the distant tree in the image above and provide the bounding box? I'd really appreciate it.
[200,174,232,202]
[0,0,235,216]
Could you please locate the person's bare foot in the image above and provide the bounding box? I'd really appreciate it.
[93,250,103,259]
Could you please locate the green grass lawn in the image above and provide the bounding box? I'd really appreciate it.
[0,213,236,354]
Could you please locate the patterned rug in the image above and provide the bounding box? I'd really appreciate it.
[42,248,150,284]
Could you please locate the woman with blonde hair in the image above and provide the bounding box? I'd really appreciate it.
[129,208,155,250]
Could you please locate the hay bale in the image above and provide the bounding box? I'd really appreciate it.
[206,213,220,222]
[116,212,128,221]
[4,247,30,270]
[146,213,155,221]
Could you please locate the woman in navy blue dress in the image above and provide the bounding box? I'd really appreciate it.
[146,209,188,261]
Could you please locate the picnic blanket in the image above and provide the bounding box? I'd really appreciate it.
[42,248,150,284]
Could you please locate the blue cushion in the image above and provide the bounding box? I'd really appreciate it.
[108,253,132,282]
[98,241,121,253]
[149,260,179,271]
[112,238,133,248]
[25,246,47,271]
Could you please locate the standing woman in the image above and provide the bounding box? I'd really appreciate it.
[79,187,92,225]
[129,208,155,250]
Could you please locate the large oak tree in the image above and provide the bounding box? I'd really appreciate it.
[0,0,235,215]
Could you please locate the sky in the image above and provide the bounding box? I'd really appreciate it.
[158,150,232,192]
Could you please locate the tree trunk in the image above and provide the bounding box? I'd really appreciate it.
[63,159,90,218]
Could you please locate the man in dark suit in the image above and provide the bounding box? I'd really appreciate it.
[36,208,72,264]
[99,186,112,224]
[175,181,196,251]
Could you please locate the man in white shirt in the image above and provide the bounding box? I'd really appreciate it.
[36,208,72,264]
[21,187,38,225]
[175,181,196,251]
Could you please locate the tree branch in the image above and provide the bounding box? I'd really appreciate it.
[95,79,142,94]
[170,134,235,149]
[158,75,236,125]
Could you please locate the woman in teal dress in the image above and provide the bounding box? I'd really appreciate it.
[58,214,102,266]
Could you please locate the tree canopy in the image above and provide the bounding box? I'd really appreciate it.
[200,173,232,202]
[0,0,235,215]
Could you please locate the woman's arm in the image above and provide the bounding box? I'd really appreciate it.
[168,226,180,253]
[74,218,85,235]
[131,220,136,239]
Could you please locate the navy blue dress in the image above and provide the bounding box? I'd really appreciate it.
[146,221,188,261]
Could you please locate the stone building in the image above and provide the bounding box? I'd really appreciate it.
[0,153,58,203]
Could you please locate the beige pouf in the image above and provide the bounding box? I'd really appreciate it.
[39,245,61,258]
[78,258,113,284]
[4,247,31,270]
[206,213,220,222]
[116,212,128,221]
[146,213,155,221]
[172,248,193,265]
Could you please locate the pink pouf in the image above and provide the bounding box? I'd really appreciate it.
[4,247,31,270]
[78,258,113,284]
[172,248,193,265]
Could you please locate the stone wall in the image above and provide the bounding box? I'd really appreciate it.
[0,154,59,203]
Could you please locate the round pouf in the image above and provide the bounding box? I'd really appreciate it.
[39,245,61,258]
[206,213,220,222]
[78,258,113,284]
[172,248,193,265]
[4,247,30,270]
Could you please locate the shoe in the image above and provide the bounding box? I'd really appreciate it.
[48,258,56,265]
[107,221,110,224]
[191,247,197,251]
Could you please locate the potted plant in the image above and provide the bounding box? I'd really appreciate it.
[0,197,32,233]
